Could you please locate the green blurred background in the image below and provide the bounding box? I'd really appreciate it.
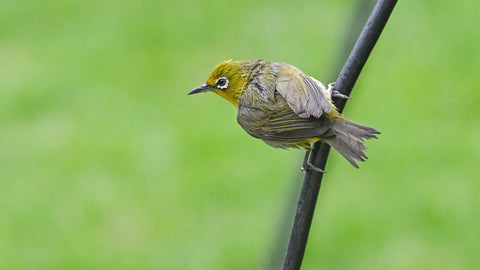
[1,0,479,269]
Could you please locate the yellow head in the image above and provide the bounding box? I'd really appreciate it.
[189,60,253,107]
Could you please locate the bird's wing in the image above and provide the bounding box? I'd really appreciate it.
[261,106,330,140]
[273,63,334,118]
[237,105,330,141]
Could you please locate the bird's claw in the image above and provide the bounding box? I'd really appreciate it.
[332,90,351,99]
[327,82,352,99]
[302,149,326,173]
[301,162,326,173]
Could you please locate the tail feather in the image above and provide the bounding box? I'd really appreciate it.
[323,117,380,168]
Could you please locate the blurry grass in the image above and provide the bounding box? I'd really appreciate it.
[0,0,479,269]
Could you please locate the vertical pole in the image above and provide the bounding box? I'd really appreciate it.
[281,1,397,269]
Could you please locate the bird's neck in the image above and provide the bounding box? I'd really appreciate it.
[213,60,264,107]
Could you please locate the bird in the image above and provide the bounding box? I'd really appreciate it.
[189,59,380,172]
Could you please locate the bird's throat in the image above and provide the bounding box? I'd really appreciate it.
[212,88,241,108]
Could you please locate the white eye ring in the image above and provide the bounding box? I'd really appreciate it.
[216,77,229,90]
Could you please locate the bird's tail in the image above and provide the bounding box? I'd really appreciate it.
[323,117,380,168]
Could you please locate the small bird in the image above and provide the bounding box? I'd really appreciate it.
[189,59,379,171]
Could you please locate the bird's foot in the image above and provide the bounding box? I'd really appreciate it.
[332,90,351,99]
[301,149,326,173]
[301,161,326,173]
[327,82,352,99]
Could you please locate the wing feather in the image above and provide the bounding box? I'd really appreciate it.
[273,63,333,118]
[258,106,330,140]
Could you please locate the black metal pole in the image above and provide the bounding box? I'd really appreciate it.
[281,1,397,269]
[264,2,376,269]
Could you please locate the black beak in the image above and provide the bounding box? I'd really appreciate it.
[188,84,214,95]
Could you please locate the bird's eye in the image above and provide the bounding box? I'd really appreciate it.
[216,77,229,90]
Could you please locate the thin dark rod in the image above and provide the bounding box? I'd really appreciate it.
[281,1,397,269]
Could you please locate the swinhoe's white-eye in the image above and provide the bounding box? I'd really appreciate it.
[189,59,380,171]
